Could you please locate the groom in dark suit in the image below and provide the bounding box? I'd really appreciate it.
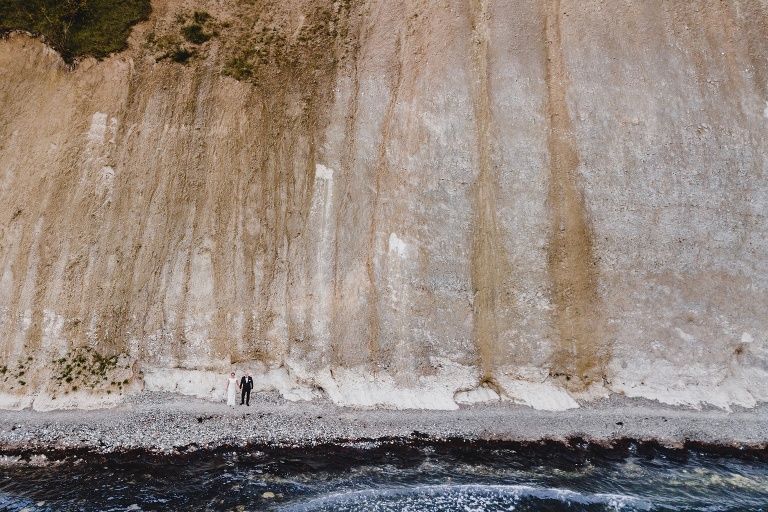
[239,371,254,406]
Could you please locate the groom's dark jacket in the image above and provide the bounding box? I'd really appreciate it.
[240,376,254,391]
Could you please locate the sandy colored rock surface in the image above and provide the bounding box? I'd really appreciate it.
[1,0,767,412]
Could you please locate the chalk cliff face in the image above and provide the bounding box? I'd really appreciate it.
[1,0,767,411]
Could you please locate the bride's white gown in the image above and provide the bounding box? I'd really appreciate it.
[227,377,237,406]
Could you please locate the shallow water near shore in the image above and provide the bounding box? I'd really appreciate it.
[2,441,768,511]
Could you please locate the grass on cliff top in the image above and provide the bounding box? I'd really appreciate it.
[0,0,151,63]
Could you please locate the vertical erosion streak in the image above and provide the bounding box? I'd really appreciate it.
[544,0,607,388]
[366,31,405,371]
[469,0,508,381]
[331,58,363,368]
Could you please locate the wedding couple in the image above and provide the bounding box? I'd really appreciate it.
[226,371,254,407]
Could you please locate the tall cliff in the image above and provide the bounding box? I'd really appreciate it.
[1,0,767,411]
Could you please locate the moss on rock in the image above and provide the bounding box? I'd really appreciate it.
[0,0,151,63]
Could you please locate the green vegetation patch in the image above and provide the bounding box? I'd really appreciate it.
[222,48,254,81]
[144,9,218,65]
[181,23,210,45]
[51,346,133,394]
[169,46,194,63]
[0,0,152,63]
[220,2,352,87]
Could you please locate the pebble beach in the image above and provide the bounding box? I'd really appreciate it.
[2,392,767,458]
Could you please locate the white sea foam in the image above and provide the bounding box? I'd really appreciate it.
[281,484,653,511]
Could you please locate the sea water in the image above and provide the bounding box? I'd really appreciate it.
[2,441,768,511]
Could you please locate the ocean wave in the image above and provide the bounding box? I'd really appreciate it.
[281,483,654,511]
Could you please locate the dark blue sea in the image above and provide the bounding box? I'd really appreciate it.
[2,440,767,511]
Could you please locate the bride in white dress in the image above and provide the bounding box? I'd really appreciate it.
[226,372,237,407]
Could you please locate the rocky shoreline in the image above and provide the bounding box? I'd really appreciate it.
[2,392,767,461]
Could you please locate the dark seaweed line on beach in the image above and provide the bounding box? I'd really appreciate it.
[2,436,768,466]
